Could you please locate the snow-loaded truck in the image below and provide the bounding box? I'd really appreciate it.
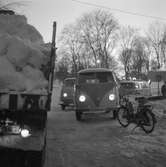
[0,21,57,167]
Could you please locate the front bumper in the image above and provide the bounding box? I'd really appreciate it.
[75,106,118,112]
[75,98,118,112]
[59,99,74,106]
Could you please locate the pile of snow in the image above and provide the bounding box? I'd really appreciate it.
[0,14,43,44]
[0,14,50,93]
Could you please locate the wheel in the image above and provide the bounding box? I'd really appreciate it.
[75,111,82,121]
[141,110,156,134]
[117,107,130,127]
[61,105,66,111]
[113,110,117,119]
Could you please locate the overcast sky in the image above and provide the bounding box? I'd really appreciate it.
[22,0,166,43]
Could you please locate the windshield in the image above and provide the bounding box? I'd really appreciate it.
[78,72,114,84]
[120,82,136,89]
[64,79,75,87]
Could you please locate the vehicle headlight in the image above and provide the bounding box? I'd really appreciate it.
[21,129,31,138]
[79,95,86,102]
[135,85,139,89]
[109,94,115,101]
[63,93,67,97]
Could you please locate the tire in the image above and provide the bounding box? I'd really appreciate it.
[61,105,66,111]
[141,109,156,134]
[113,110,117,119]
[75,111,82,121]
[117,107,130,127]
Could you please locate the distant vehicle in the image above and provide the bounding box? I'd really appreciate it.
[148,70,166,96]
[119,80,139,97]
[60,77,76,110]
[74,68,119,121]
[119,80,150,97]
[136,80,151,96]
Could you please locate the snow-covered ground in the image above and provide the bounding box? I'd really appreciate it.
[45,81,166,167]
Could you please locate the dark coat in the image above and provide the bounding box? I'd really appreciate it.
[161,84,166,96]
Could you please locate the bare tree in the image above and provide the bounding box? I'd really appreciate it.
[78,10,119,68]
[59,10,119,73]
[55,56,70,81]
[146,21,166,69]
[150,59,158,70]
[119,48,133,79]
[161,30,166,66]
[119,26,137,50]
[141,37,152,72]
[131,37,150,77]
[118,26,138,79]
[59,23,83,74]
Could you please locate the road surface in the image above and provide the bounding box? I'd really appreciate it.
[44,82,166,167]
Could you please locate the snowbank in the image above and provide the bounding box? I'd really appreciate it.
[0,14,50,93]
[0,14,43,44]
[149,100,166,118]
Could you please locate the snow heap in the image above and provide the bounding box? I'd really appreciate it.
[0,14,50,93]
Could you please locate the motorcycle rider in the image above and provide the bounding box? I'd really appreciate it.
[161,81,166,97]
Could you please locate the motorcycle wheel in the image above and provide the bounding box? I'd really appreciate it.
[117,107,130,127]
[75,110,82,121]
[141,109,156,134]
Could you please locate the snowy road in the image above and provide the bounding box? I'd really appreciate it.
[44,83,166,167]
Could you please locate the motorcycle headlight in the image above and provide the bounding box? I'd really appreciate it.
[63,93,67,97]
[109,94,115,101]
[79,95,86,102]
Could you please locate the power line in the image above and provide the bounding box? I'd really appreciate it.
[72,0,166,21]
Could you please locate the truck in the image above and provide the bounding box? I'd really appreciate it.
[0,21,57,167]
